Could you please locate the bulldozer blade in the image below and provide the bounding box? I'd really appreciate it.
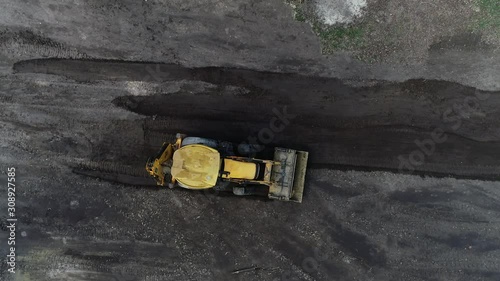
[291,150,308,202]
[269,148,309,202]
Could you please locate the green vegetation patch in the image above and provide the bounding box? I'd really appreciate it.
[472,0,500,41]
[476,0,500,29]
[286,0,307,22]
[294,6,307,22]
[312,23,366,52]
[285,0,367,53]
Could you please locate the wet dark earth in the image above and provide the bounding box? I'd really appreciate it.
[14,59,500,179]
[0,58,499,281]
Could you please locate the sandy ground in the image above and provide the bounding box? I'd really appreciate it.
[0,1,499,281]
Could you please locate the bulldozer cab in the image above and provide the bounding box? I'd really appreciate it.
[170,144,220,189]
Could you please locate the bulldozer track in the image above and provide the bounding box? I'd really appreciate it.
[73,160,157,186]
[1,30,89,61]
[143,130,176,147]
[76,161,150,177]
[328,155,500,180]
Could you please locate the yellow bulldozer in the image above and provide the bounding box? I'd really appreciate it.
[146,134,308,202]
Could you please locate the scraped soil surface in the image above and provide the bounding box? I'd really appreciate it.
[14,59,500,178]
[0,59,499,281]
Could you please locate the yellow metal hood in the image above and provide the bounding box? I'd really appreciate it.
[171,144,220,189]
